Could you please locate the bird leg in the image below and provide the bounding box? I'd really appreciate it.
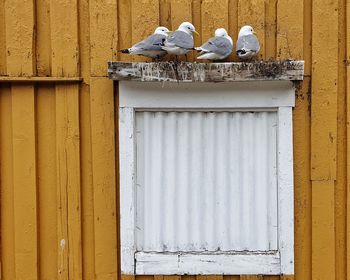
[153,55,161,62]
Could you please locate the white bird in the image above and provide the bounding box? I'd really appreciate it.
[236,25,260,60]
[162,22,199,58]
[196,28,233,60]
[119,26,170,59]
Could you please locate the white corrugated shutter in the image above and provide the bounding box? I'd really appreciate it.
[135,110,278,253]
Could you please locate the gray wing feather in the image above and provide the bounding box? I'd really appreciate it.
[165,31,194,49]
[200,37,233,56]
[236,34,260,52]
[133,34,166,51]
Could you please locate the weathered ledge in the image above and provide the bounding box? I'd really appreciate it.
[108,60,304,82]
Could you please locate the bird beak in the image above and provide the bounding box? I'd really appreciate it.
[166,31,172,34]
[193,30,200,36]
[253,31,257,35]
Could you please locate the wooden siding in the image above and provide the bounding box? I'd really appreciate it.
[0,0,346,279]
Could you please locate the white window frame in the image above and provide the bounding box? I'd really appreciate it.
[119,81,295,275]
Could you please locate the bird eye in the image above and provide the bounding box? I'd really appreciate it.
[188,26,191,29]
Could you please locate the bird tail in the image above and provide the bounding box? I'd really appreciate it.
[236,49,246,55]
[153,38,166,47]
[119,49,130,54]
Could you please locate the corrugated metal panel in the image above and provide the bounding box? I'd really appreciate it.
[135,111,278,252]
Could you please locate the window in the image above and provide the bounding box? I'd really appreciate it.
[119,81,294,275]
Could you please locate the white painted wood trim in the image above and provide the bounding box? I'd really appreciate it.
[119,81,295,109]
[119,107,136,274]
[135,252,281,275]
[119,84,295,275]
[277,107,294,274]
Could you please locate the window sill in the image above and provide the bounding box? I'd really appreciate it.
[135,251,281,275]
[108,60,304,83]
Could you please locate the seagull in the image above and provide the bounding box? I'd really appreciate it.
[236,25,260,60]
[162,22,199,59]
[195,28,233,60]
[119,26,170,59]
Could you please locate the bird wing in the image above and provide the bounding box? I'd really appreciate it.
[199,37,233,56]
[132,34,166,51]
[236,34,260,52]
[165,30,194,49]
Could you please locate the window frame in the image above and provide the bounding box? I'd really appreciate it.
[119,81,294,275]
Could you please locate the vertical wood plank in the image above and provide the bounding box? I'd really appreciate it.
[293,0,312,278]
[311,1,338,278]
[89,0,118,76]
[240,276,263,280]
[312,181,336,280]
[303,0,312,77]
[264,0,277,60]
[276,0,303,59]
[4,0,35,76]
[90,77,118,280]
[311,1,338,279]
[192,0,202,49]
[50,1,82,279]
[37,85,58,280]
[11,85,38,280]
[0,85,15,279]
[160,0,172,29]
[182,276,196,280]
[55,84,81,280]
[80,82,95,280]
[170,0,192,31]
[238,0,265,59]
[224,276,240,280]
[122,275,135,280]
[228,0,238,61]
[164,276,181,280]
[276,0,304,278]
[118,0,132,61]
[170,0,193,60]
[78,0,94,278]
[200,0,229,45]
[335,0,347,278]
[154,276,164,280]
[50,0,79,77]
[207,276,224,280]
[293,77,312,280]
[280,276,293,280]
[4,1,38,279]
[347,0,350,276]
[0,0,6,75]
[131,0,160,62]
[36,0,52,76]
[311,0,338,180]
[137,276,155,280]
[78,0,91,83]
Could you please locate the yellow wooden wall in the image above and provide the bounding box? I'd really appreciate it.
[0,0,347,279]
